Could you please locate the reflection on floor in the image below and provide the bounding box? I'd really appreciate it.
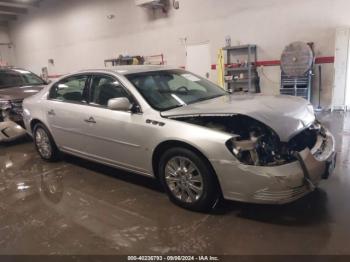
[0,112,349,255]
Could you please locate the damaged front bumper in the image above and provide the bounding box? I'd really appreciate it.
[0,121,27,142]
[213,129,336,204]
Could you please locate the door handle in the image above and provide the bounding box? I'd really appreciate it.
[48,109,55,116]
[84,117,96,124]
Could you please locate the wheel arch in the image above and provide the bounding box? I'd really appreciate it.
[30,119,56,145]
[152,140,222,193]
[30,119,46,133]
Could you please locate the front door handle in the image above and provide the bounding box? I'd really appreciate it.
[48,109,55,116]
[84,117,96,124]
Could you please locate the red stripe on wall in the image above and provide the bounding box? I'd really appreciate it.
[47,56,335,76]
[256,60,281,67]
[211,56,335,70]
[315,56,335,64]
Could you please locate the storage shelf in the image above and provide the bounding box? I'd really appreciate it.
[225,77,258,83]
[223,45,257,51]
[226,79,247,83]
[225,44,260,93]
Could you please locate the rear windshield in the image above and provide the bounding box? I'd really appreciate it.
[0,69,45,89]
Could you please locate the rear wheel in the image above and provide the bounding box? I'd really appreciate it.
[33,123,60,162]
[159,147,220,212]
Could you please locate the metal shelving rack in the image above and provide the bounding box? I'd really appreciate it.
[279,42,314,102]
[223,44,260,93]
[280,72,313,101]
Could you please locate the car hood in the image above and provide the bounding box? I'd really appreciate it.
[0,85,45,101]
[161,94,316,142]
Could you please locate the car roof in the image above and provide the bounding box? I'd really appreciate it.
[0,68,30,73]
[79,65,181,76]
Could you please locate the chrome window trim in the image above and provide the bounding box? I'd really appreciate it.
[47,72,143,114]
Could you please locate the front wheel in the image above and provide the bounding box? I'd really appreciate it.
[158,147,220,212]
[33,123,60,162]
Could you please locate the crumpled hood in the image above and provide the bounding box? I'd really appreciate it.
[161,94,316,142]
[0,85,45,101]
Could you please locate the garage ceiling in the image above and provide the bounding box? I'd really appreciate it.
[0,0,42,25]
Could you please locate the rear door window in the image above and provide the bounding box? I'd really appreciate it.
[49,75,89,103]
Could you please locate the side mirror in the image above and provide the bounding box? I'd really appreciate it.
[108,97,132,111]
[45,80,52,85]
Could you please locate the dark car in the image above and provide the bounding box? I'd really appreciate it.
[0,68,47,142]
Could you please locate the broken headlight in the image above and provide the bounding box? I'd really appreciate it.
[226,135,261,166]
[226,132,295,167]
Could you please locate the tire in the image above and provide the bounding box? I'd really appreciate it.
[158,147,220,212]
[33,123,60,162]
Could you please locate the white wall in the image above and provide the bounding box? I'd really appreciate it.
[0,25,15,66]
[8,0,350,108]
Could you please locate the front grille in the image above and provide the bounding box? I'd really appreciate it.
[253,185,309,202]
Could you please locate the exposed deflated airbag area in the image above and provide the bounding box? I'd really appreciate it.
[172,115,320,166]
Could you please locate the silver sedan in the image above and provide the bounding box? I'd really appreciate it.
[22,66,336,211]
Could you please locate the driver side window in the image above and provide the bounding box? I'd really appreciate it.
[90,75,129,107]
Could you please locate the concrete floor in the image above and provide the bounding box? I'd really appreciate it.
[0,112,349,255]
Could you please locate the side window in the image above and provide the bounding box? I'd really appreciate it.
[90,75,129,106]
[0,72,24,89]
[49,75,88,103]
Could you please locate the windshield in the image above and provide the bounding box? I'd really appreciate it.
[126,69,227,111]
[0,69,45,89]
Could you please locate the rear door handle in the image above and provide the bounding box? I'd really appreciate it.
[84,117,96,124]
[48,109,55,116]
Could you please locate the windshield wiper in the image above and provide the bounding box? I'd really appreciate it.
[26,83,44,86]
[188,94,225,105]
[162,104,187,111]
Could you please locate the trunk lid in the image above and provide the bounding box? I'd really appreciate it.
[0,85,45,101]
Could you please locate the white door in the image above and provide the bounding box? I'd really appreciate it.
[346,37,350,110]
[46,74,91,154]
[333,28,349,111]
[186,42,211,79]
[83,74,154,174]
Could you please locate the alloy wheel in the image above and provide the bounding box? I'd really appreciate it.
[164,156,204,203]
[35,128,52,159]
